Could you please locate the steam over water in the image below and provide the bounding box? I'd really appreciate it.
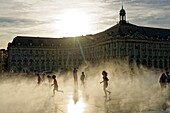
[0,61,170,113]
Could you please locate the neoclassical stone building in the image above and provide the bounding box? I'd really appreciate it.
[7,6,170,73]
[0,49,8,73]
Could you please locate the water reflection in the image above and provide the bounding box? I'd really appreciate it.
[67,90,86,113]
[73,89,79,104]
[104,96,111,113]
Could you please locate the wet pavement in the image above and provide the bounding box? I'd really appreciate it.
[43,88,168,113]
[0,74,169,113]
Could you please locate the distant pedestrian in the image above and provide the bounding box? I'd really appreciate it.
[73,68,78,88]
[159,73,167,89]
[80,72,86,86]
[100,70,111,97]
[130,68,135,83]
[51,75,63,96]
[37,73,42,85]
[159,68,169,89]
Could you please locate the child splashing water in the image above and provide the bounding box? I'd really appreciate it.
[51,75,63,96]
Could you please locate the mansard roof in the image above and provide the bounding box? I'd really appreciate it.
[10,22,170,48]
[94,22,170,40]
[11,36,73,47]
[10,35,92,47]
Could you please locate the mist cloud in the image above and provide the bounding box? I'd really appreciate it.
[0,61,169,113]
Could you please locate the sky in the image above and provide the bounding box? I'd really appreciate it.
[0,0,170,49]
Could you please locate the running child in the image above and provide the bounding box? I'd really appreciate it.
[51,75,63,96]
[100,70,111,97]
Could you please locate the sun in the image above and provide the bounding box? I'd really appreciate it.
[56,10,91,37]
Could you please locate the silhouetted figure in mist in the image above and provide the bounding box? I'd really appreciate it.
[159,68,170,88]
[159,68,169,89]
[100,70,111,97]
[51,75,63,96]
[73,68,78,88]
[47,75,52,84]
[159,74,167,89]
[80,72,86,87]
[130,68,135,83]
[37,73,42,85]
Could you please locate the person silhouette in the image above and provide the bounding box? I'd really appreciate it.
[51,75,63,96]
[100,70,111,98]
[37,73,42,85]
[159,68,169,89]
[80,72,86,86]
[73,68,78,88]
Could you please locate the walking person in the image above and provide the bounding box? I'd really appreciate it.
[80,72,86,87]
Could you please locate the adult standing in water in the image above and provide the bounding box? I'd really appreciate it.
[73,68,78,88]
[100,70,111,98]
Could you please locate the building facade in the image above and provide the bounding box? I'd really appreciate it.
[7,37,89,73]
[0,49,8,73]
[7,7,170,73]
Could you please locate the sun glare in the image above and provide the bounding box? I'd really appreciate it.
[67,96,86,113]
[56,10,91,37]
